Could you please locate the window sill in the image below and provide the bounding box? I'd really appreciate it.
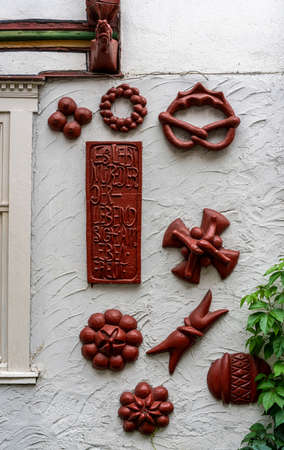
[0,370,39,385]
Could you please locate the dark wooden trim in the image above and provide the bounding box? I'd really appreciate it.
[0,75,45,81]
[0,20,91,31]
[39,70,123,79]
[0,47,90,53]
[0,20,118,34]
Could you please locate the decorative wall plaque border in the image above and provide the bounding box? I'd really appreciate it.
[86,141,142,284]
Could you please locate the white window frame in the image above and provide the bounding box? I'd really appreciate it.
[0,80,43,384]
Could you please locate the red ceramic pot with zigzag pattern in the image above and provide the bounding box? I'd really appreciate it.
[207,353,271,404]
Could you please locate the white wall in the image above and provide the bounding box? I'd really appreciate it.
[1,2,284,450]
[1,0,284,75]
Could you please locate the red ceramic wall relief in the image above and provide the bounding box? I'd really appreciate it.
[88,0,120,73]
[86,141,142,284]
[48,97,92,140]
[80,309,143,371]
[207,353,271,404]
[100,85,148,132]
[86,0,120,28]
[159,82,240,151]
[147,290,228,374]
[163,209,240,284]
[118,382,174,434]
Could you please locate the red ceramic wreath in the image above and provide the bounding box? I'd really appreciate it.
[99,84,148,132]
[80,309,143,371]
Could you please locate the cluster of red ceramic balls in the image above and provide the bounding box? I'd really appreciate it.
[48,97,92,139]
[118,382,174,435]
[80,309,143,371]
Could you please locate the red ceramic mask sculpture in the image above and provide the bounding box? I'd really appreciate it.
[88,0,120,73]
[100,84,148,132]
[80,309,143,371]
[163,209,240,284]
[207,353,271,404]
[118,382,174,434]
[147,290,228,374]
[48,97,92,140]
[86,141,142,284]
[159,82,240,151]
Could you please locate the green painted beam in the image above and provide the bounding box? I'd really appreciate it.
[0,30,118,41]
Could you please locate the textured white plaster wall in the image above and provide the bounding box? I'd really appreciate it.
[1,74,283,450]
[1,0,284,74]
[0,1,284,450]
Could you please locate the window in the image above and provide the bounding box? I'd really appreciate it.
[0,80,42,384]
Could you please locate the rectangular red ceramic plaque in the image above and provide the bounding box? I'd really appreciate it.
[86,141,142,284]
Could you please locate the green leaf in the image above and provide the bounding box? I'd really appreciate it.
[247,313,266,330]
[270,310,284,323]
[273,337,284,358]
[251,441,274,450]
[273,322,281,336]
[275,292,284,304]
[274,423,284,444]
[255,374,267,382]
[257,380,275,390]
[275,410,284,428]
[274,361,284,377]
[248,336,265,355]
[281,272,284,286]
[264,343,274,359]
[249,301,270,311]
[276,387,284,397]
[250,423,266,433]
[265,264,281,276]
[268,272,281,286]
[241,295,251,307]
[260,314,275,334]
[262,391,277,411]
[242,432,257,442]
[274,394,284,409]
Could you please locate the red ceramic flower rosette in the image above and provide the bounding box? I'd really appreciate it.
[118,382,174,435]
[80,309,143,371]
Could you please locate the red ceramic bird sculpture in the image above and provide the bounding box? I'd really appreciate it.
[147,290,228,374]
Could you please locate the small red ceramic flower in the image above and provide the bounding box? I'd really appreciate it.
[118,382,174,435]
[80,309,143,371]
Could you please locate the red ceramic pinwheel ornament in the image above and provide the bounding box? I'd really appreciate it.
[159,82,240,151]
[163,208,240,284]
[80,309,143,371]
[147,290,228,374]
[118,382,174,435]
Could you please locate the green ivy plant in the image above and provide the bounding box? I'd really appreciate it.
[239,259,284,450]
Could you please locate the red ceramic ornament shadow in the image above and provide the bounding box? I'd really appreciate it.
[80,309,143,371]
[207,353,271,404]
[159,82,240,150]
[163,209,240,284]
[147,290,228,374]
[118,382,174,434]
